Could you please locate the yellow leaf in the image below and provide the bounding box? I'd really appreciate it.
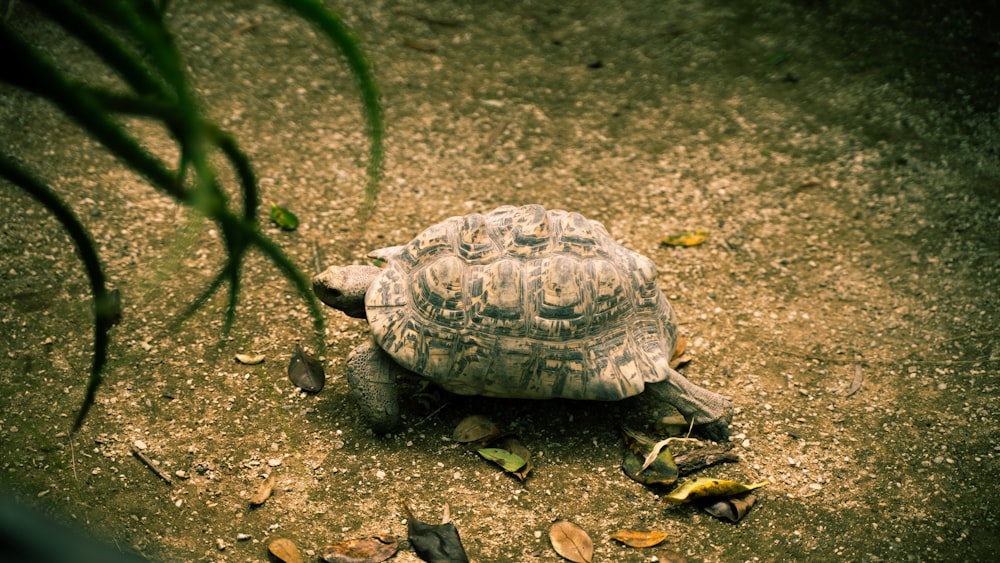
[660,229,709,247]
[610,529,668,548]
[663,477,769,504]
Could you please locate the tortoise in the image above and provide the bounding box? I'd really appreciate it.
[312,205,733,440]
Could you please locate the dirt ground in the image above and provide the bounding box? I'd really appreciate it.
[2,0,999,561]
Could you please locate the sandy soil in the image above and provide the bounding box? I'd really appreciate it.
[2,0,998,561]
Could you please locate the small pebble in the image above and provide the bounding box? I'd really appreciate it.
[268,458,283,467]
[134,440,147,450]
[236,533,251,541]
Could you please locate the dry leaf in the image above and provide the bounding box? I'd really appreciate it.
[268,538,303,563]
[669,337,691,369]
[846,364,863,397]
[401,499,469,563]
[663,478,769,504]
[699,493,759,522]
[453,415,500,444]
[660,229,709,247]
[321,536,398,562]
[249,474,275,506]
[610,529,668,548]
[403,38,439,52]
[288,343,325,393]
[655,414,692,437]
[621,428,679,486]
[235,353,265,365]
[549,520,593,563]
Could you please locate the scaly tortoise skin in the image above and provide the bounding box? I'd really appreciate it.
[313,205,733,440]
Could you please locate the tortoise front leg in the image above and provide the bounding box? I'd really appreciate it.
[345,339,405,433]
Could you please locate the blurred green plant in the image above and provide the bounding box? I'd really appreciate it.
[0,0,383,431]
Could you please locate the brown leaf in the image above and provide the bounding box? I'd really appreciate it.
[321,536,398,563]
[453,415,500,444]
[288,343,325,393]
[401,499,469,562]
[249,473,275,506]
[268,538,303,563]
[669,338,690,369]
[699,493,759,522]
[846,364,863,397]
[549,520,593,563]
[610,529,668,548]
[403,38,439,52]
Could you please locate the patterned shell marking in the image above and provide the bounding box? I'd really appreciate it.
[365,205,678,401]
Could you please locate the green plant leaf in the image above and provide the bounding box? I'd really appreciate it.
[270,202,300,230]
[477,447,527,473]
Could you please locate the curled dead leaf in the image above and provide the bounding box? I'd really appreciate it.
[235,353,265,365]
[401,498,469,562]
[321,535,398,563]
[610,529,668,548]
[699,493,759,523]
[846,364,864,397]
[549,520,593,563]
[268,538,303,563]
[249,473,275,506]
[621,428,679,486]
[403,38,439,52]
[655,414,692,437]
[669,338,691,369]
[288,343,325,393]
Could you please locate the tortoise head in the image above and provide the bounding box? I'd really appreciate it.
[311,265,382,320]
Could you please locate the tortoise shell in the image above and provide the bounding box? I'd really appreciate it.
[365,204,678,401]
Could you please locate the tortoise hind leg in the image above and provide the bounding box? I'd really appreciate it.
[645,363,733,442]
[346,339,405,433]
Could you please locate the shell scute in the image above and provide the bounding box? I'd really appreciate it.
[467,259,525,336]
